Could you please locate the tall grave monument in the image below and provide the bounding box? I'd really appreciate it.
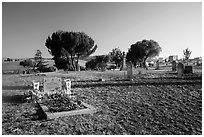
[120,52,127,71]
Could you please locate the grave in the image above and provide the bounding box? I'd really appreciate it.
[31,77,97,119]
[184,66,193,74]
[172,61,177,71]
[155,60,160,70]
[120,52,127,70]
[127,62,133,79]
[177,63,184,78]
[44,77,62,95]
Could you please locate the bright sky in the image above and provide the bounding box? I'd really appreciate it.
[2,2,202,59]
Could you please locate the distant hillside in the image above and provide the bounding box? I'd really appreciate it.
[2,58,87,71]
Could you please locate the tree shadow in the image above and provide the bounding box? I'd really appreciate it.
[2,85,32,90]
[2,94,27,103]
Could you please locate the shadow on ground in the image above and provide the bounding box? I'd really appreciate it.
[2,95,27,103]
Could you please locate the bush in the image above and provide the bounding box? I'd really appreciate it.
[19,59,34,67]
[86,59,98,70]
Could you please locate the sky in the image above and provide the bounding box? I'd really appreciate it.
[2,2,202,59]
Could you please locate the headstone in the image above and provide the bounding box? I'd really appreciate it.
[172,61,177,71]
[64,79,72,95]
[184,66,193,74]
[127,62,133,79]
[44,77,62,95]
[120,52,127,70]
[155,60,159,70]
[177,63,184,78]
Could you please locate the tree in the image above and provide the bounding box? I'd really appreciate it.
[19,59,34,68]
[109,47,123,68]
[126,39,161,69]
[183,48,192,65]
[85,55,110,71]
[34,50,42,62]
[33,50,49,72]
[45,31,97,71]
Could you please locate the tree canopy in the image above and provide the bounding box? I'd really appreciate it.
[45,31,97,71]
[109,47,123,68]
[86,55,110,71]
[126,39,161,68]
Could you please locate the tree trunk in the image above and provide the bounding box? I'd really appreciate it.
[76,55,80,71]
[70,54,76,71]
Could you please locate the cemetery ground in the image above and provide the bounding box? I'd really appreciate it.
[2,65,202,135]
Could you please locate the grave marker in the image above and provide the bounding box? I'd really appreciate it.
[155,60,159,70]
[177,63,184,78]
[127,62,133,79]
[43,77,62,95]
[172,61,177,71]
[120,52,127,70]
[184,66,193,74]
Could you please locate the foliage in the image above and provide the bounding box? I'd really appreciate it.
[41,93,85,113]
[34,50,42,62]
[109,47,123,67]
[183,48,192,65]
[33,50,50,72]
[54,57,71,70]
[85,58,98,70]
[45,31,97,71]
[126,39,161,68]
[19,59,34,68]
[86,55,110,71]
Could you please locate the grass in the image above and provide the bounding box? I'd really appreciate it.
[2,65,202,135]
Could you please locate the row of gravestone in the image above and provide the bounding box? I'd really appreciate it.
[126,61,193,79]
[176,62,193,78]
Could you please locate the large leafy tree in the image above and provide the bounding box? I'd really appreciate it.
[109,47,123,68]
[126,39,161,69]
[45,31,97,71]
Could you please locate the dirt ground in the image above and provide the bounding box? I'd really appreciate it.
[2,68,202,135]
